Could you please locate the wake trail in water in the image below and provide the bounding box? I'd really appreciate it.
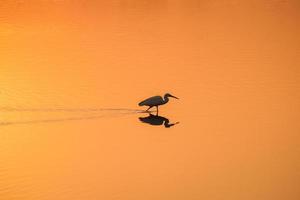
[0,107,152,126]
[0,113,131,126]
[0,107,142,112]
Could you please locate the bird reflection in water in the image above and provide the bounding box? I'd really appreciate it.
[139,113,179,128]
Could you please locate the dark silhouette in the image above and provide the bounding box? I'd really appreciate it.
[138,93,179,114]
[139,114,179,128]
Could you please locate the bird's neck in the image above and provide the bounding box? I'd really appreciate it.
[163,95,169,104]
[164,119,174,128]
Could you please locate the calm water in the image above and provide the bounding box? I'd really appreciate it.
[0,1,299,200]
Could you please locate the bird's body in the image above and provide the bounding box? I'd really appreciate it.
[138,96,166,107]
[139,114,167,126]
[138,93,178,113]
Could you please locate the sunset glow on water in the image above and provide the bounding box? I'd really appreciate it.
[0,1,299,200]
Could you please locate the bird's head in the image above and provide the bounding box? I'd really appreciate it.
[165,93,179,99]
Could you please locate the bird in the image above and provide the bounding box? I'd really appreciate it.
[139,114,179,128]
[138,93,179,113]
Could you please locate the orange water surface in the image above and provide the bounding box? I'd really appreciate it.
[0,1,299,200]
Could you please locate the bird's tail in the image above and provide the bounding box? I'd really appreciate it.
[138,101,146,106]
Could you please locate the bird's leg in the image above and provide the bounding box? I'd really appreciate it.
[146,106,152,112]
[156,106,159,115]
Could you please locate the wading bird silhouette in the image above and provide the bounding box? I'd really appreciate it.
[138,93,179,113]
[139,114,179,128]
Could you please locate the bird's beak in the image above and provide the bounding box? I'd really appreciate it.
[170,95,179,99]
